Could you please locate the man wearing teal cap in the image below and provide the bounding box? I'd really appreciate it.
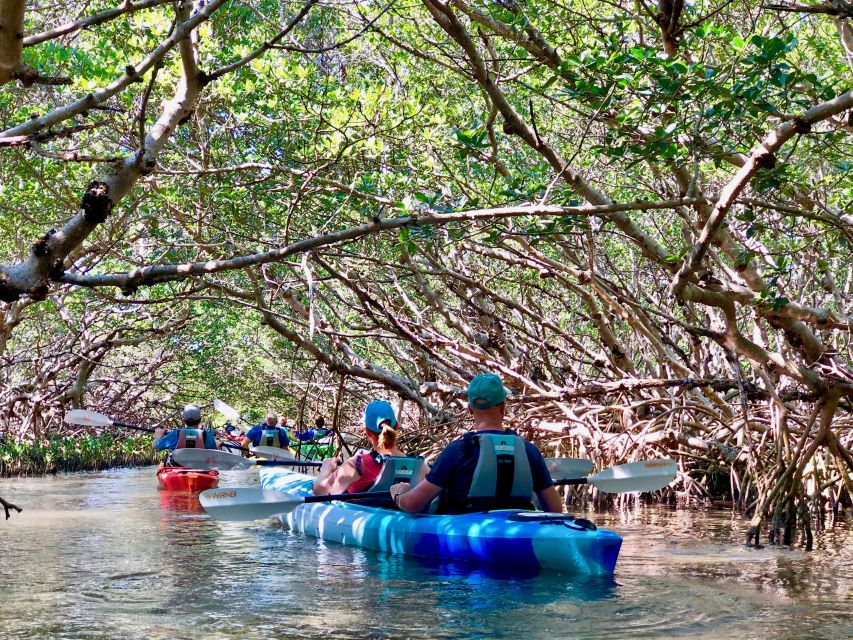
[390,373,562,514]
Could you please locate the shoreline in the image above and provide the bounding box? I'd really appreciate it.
[0,433,159,478]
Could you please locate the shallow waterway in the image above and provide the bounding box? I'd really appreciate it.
[0,467,850,639]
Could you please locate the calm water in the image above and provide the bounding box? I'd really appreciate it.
[0,467,850,639]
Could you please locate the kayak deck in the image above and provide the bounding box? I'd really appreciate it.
[260,468,621,574]
[157,467,220,493]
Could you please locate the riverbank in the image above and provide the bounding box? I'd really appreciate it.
[0,434,158,477]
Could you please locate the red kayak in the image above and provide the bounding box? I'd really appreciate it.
[157,467,220,493]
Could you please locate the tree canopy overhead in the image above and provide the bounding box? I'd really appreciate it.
[1,0,852,540]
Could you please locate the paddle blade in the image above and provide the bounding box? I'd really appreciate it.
[220,441,248,453]
[172,448,253,470]
[589,459,677,493]
[199,487,303,521]
[251,446,296,461]
[546,457,594,480]
[340,432,360,445]
[65,409,113,428]
[213,399,240,421]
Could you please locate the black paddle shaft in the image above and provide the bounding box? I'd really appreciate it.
[112,421,155,433]
[553,478,589,487]
[255,459,323,468]
[303,481,592,504]
[303,491,390,503]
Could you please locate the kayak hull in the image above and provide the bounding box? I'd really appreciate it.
[260,468,622,574]
[157,467,219,493]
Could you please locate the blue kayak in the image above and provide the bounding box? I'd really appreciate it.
[259,468,622,574]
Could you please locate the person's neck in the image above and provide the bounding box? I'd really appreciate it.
[367,435,384,454]
[472,417,503,431]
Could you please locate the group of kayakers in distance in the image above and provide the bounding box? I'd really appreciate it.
[153,405,327,465]
[154,372,564,514]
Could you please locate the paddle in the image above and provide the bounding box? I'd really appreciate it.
[546,457,593,480]
[213,399,252,433]
[200,487,385,521]
[251,445,301,461]
[173,448,323,470]
[553,458,678,492]
[220,441,250,454]
[214,444,589,477]
[199,458,678,522]
[65,409,155,433]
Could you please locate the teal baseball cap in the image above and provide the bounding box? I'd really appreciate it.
[364,400,397,433]
[467,373,507,409]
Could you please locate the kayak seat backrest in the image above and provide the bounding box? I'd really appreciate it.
[466,433,534,511]
[176,428,205,449]
[369,457,425,493]
[259,428,282,448]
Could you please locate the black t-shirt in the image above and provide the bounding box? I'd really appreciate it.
[425,430,554,513]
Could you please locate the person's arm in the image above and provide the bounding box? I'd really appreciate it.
[416,460,429,483]
[313,457,358,496]
[390,447,453,512]
[279,427,290,447]
[537,486,563,513]
[153,430,176,452]
[526,443,562,512]
[390,479,442,513]
[153,428,165,452]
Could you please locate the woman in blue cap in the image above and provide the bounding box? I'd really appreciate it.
[313,400,405,495]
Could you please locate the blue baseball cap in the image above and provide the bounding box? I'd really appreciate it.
[363,400,397,433]
[467,373,507,409]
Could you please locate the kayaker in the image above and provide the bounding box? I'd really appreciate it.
[389,373,563,514]
[242,412,290,449]
[293,415,328,443]
[153,404,218,466]
[312,400,405,495]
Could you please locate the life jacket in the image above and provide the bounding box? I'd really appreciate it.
[368,457,425,493]
[175,428,205,450]
[444,431,534,513]
[346,450,385,493]
[258,428,284,448]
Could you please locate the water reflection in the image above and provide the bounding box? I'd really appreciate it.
[0,467,849,639]
[158,490,206,515]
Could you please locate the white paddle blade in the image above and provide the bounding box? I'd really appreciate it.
[65,409,113,428]
[213,399,240,421]
[172,449,253,470]
[546,457,594,480]
[339,432,360,445]
[590,459,678,493]
[199,487,303,521]
[251,446,296,461]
